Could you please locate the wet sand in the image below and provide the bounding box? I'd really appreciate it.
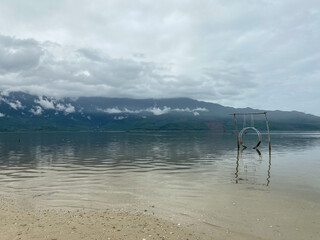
[0,197,205,240]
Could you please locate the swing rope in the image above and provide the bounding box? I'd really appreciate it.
[251,114,254,127]
[239,113,261,149]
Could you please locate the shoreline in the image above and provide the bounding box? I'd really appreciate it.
[0,195,267,240]
[2,187,320,240]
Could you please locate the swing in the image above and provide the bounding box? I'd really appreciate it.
[230,111,271,150]
[239,114,262,149]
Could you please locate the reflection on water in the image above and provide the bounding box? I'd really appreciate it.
[0,131,319,206]
[235,148,271,186]
[0,132,320,196]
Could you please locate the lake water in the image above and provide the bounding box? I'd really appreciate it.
[0,131,319,239]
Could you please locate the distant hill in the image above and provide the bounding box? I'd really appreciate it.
[0,91,319,131]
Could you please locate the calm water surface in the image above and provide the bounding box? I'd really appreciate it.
[0,132,319,239]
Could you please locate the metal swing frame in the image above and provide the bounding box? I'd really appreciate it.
[230,112,271,150]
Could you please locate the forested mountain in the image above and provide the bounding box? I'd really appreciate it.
[0,92,319,131]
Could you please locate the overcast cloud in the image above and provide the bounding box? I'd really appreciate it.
[0,0,319,115]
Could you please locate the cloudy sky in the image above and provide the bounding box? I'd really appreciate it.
[0,0,319,115]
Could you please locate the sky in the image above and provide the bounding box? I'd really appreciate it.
[0,0,319,115]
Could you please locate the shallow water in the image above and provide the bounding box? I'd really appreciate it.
[0,131,319,239]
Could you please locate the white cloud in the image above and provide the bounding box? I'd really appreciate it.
[97,106,208,116]
[74,70,91,77]
[64,104,75,114]
[30,106,43,115]
[9,100,23,110]
[0,112,5,117]
[147,107,171,116]
[173,107,208,114]
[194,107,208,112]
[0,97,24,110]
[56,103,66,111]
[56,103,75,114]
[99,107,123,114]
[35,97,55,109]
[114,116,127,120]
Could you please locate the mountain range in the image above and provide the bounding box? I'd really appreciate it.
[0,92,319,132]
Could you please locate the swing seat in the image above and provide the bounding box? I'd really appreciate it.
[239,127,262,149]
